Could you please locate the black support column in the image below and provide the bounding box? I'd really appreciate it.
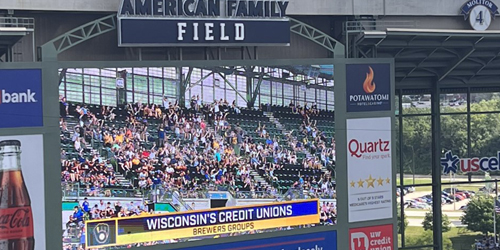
[431,83,443,250]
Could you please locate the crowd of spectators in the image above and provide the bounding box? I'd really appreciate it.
[60,94,337,249]
[475,235,500,250]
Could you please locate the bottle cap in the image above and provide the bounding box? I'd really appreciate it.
[0,140,21,147]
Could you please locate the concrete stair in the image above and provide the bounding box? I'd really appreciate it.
[249,169,271,190]
[264,112,330,174]
[114,172,132,187]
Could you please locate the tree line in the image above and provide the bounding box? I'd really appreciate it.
[399,96,500,175]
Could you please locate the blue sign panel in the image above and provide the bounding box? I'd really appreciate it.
[0,69,43,128]
[119,19,290,46]
[117,0,290,47]
[346,64,391,113]
[182,230,337,250]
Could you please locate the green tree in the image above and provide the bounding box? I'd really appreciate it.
[405,231,453,250]
[461,195,500,234]
[400,98,500,175]
[422,211,451,232]
[397,203,408,234]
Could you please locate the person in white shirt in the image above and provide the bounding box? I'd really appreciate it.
[162,96,168,109]
[214,102,220,114]
[166,166,175,175]
[98,200,106,211]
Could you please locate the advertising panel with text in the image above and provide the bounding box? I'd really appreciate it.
[347,117,393,222]
[350,224,393,250]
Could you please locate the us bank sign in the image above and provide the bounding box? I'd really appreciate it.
[118,0,291,46]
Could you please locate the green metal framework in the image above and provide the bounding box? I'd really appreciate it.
[289,18,345,58]
[40,14,116,61]
[43,15,342,105]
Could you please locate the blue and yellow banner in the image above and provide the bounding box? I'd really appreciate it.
[85,199,319,248]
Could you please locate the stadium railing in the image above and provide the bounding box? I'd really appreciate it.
[61,183,139,200]
[233,191,281,200]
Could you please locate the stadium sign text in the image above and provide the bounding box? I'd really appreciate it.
[346,64,392,113]
[117,0,291,46]
[441,150,500,174]
[460,0,499,31]
[120,0,289,17]
[85,200,319,248]
[0,90,37,104]
[0,69,43,128]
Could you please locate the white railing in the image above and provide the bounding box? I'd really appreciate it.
[0,17,35,30]
[344,20,416,33]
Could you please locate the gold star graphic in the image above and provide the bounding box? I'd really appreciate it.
[386,177,391,184]
[357,179,364,188]
[377,177,384,186]
[350,181,355,188]
[366,175,375,188]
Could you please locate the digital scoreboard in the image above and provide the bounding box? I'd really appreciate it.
[85,200,319,248]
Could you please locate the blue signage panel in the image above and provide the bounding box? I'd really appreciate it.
[182,230,337,250]
[0,69,43,128]
[119,19,290,46]
[346,63,391,113]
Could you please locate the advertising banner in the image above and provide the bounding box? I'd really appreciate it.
[346,64,391,113]
[441,150,500,174]
[0,69,43,128]
[347,117,393,222]
[117,0,291,47]
[86,199,319,248]
[0,134,45,250]
[119,19,290,46]
[349,224,393,250]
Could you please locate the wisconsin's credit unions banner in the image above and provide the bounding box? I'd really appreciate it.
[85,200,319,248]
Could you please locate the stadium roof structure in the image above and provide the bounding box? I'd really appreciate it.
[0,17,34,61]
[348,26,500,91]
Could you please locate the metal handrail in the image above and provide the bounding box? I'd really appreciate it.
[344,20,416,33]
[0,17,35,30]
[61,182,139,200]
[172,190,193,211]
[233,191,281,200]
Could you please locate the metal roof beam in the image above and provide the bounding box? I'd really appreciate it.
[438,37,484,82]
[396,71,436,77]
[468,50,500,81]
[377,40,476,48]
[400,48,439,82]
[289,18,345,58]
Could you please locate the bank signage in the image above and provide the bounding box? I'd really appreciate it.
[346,64,391,113]
[460,0,499,31]
[349,224,393,250]
[442,150,500,174]
[118,0,290,46]
[0,69,43,128]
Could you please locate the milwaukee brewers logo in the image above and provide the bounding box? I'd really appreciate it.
[93,223,110,245]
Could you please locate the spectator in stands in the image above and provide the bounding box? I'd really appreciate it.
[60,95,336,248]
[72,206,84,225]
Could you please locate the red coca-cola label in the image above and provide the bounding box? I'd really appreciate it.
[0,206,34,240]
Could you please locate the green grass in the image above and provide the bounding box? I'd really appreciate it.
[401,227,481,250]
[397,178,483,192]
[397,178,433,186]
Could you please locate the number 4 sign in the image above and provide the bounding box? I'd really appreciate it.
[460,0,499,31]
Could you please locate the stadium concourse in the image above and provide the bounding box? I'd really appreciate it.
[59,96,336,249]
